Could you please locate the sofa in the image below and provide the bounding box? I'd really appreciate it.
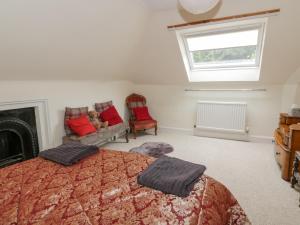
[62,101,129,146]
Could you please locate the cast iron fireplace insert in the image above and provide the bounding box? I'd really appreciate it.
[0,107,39,168]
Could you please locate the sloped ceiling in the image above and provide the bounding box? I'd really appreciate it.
[0,0,299,85]
[142,0,176,11]
[0,0,148,80]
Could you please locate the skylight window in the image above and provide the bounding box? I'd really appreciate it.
[186,28,260,69]
[176,18,268,82]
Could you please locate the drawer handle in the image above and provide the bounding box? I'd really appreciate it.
[276,152,280,155]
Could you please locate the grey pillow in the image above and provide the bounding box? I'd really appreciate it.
[39,142,98,166]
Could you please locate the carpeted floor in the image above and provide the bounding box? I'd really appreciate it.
[105,130,300,225]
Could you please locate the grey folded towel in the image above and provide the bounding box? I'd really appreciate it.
[137,156,206,197]
[39,142,98,166]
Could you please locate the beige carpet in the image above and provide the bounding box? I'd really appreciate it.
[105,130,300,225]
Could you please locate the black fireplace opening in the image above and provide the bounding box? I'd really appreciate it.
[0,107,39,168]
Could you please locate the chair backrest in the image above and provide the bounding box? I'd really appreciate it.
[126,93,147,120]
[64,107,89,136]
[95,100,113,114]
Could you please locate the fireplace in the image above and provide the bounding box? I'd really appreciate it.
[0,107,39,168]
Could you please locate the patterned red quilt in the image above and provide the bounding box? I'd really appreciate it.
[0,149,251,225]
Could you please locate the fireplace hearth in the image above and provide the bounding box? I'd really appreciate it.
[0,108,39,168]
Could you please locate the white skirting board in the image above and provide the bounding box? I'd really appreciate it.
[159,126,273,143]
[193,128,249,141]
[159,126,193,135]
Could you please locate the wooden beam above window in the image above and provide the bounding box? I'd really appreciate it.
[167,8,280,30]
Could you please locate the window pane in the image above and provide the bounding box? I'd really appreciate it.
[192,45,257,67]
[187,29,259,51]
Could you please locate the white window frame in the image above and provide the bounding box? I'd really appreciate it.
[183,25,265,70]
[176,18,268,82]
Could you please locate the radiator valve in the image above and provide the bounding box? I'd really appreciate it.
[245,126,250,133]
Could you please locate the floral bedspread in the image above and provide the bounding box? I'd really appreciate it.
[0,149,251,225]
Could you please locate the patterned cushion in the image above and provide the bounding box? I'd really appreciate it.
[129,101,146,120]
[129,101,145,108]
[95,101,113,113]
[64,107,89,136]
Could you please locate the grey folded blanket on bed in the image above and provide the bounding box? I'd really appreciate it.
[39,142,98,166]
[137,156,206,197]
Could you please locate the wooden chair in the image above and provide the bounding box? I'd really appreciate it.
[126,93,157,139]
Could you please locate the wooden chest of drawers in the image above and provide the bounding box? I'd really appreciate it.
[274,113,300,181]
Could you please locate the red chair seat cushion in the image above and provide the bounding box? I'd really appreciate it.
[132,120,157,130]
[100,106,123,126]
[133,106,153,121]
[67,115,96,137]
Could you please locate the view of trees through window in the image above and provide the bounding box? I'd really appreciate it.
[192,45,257,65]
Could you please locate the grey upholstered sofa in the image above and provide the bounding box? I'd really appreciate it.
[62,101,129,146]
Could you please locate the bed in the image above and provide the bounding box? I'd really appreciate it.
[0,149,251,225]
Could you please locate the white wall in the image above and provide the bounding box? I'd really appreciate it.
[295,87,300,106]
[281,84,298,112]
[134,84,282,138]
[0,80,282,148]
[0,80,133,147]
[281,67,300,112]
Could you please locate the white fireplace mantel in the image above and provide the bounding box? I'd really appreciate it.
[0,99,52,150]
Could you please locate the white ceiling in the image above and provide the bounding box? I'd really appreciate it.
[142,0,177,11]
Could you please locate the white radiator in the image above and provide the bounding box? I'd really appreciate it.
[196,101,247,134]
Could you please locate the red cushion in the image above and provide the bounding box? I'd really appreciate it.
[67,115,96,137]
[133,106,153,121]
[100,106,123,126]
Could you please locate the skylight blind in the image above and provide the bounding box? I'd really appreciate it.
[186,29,259,51]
